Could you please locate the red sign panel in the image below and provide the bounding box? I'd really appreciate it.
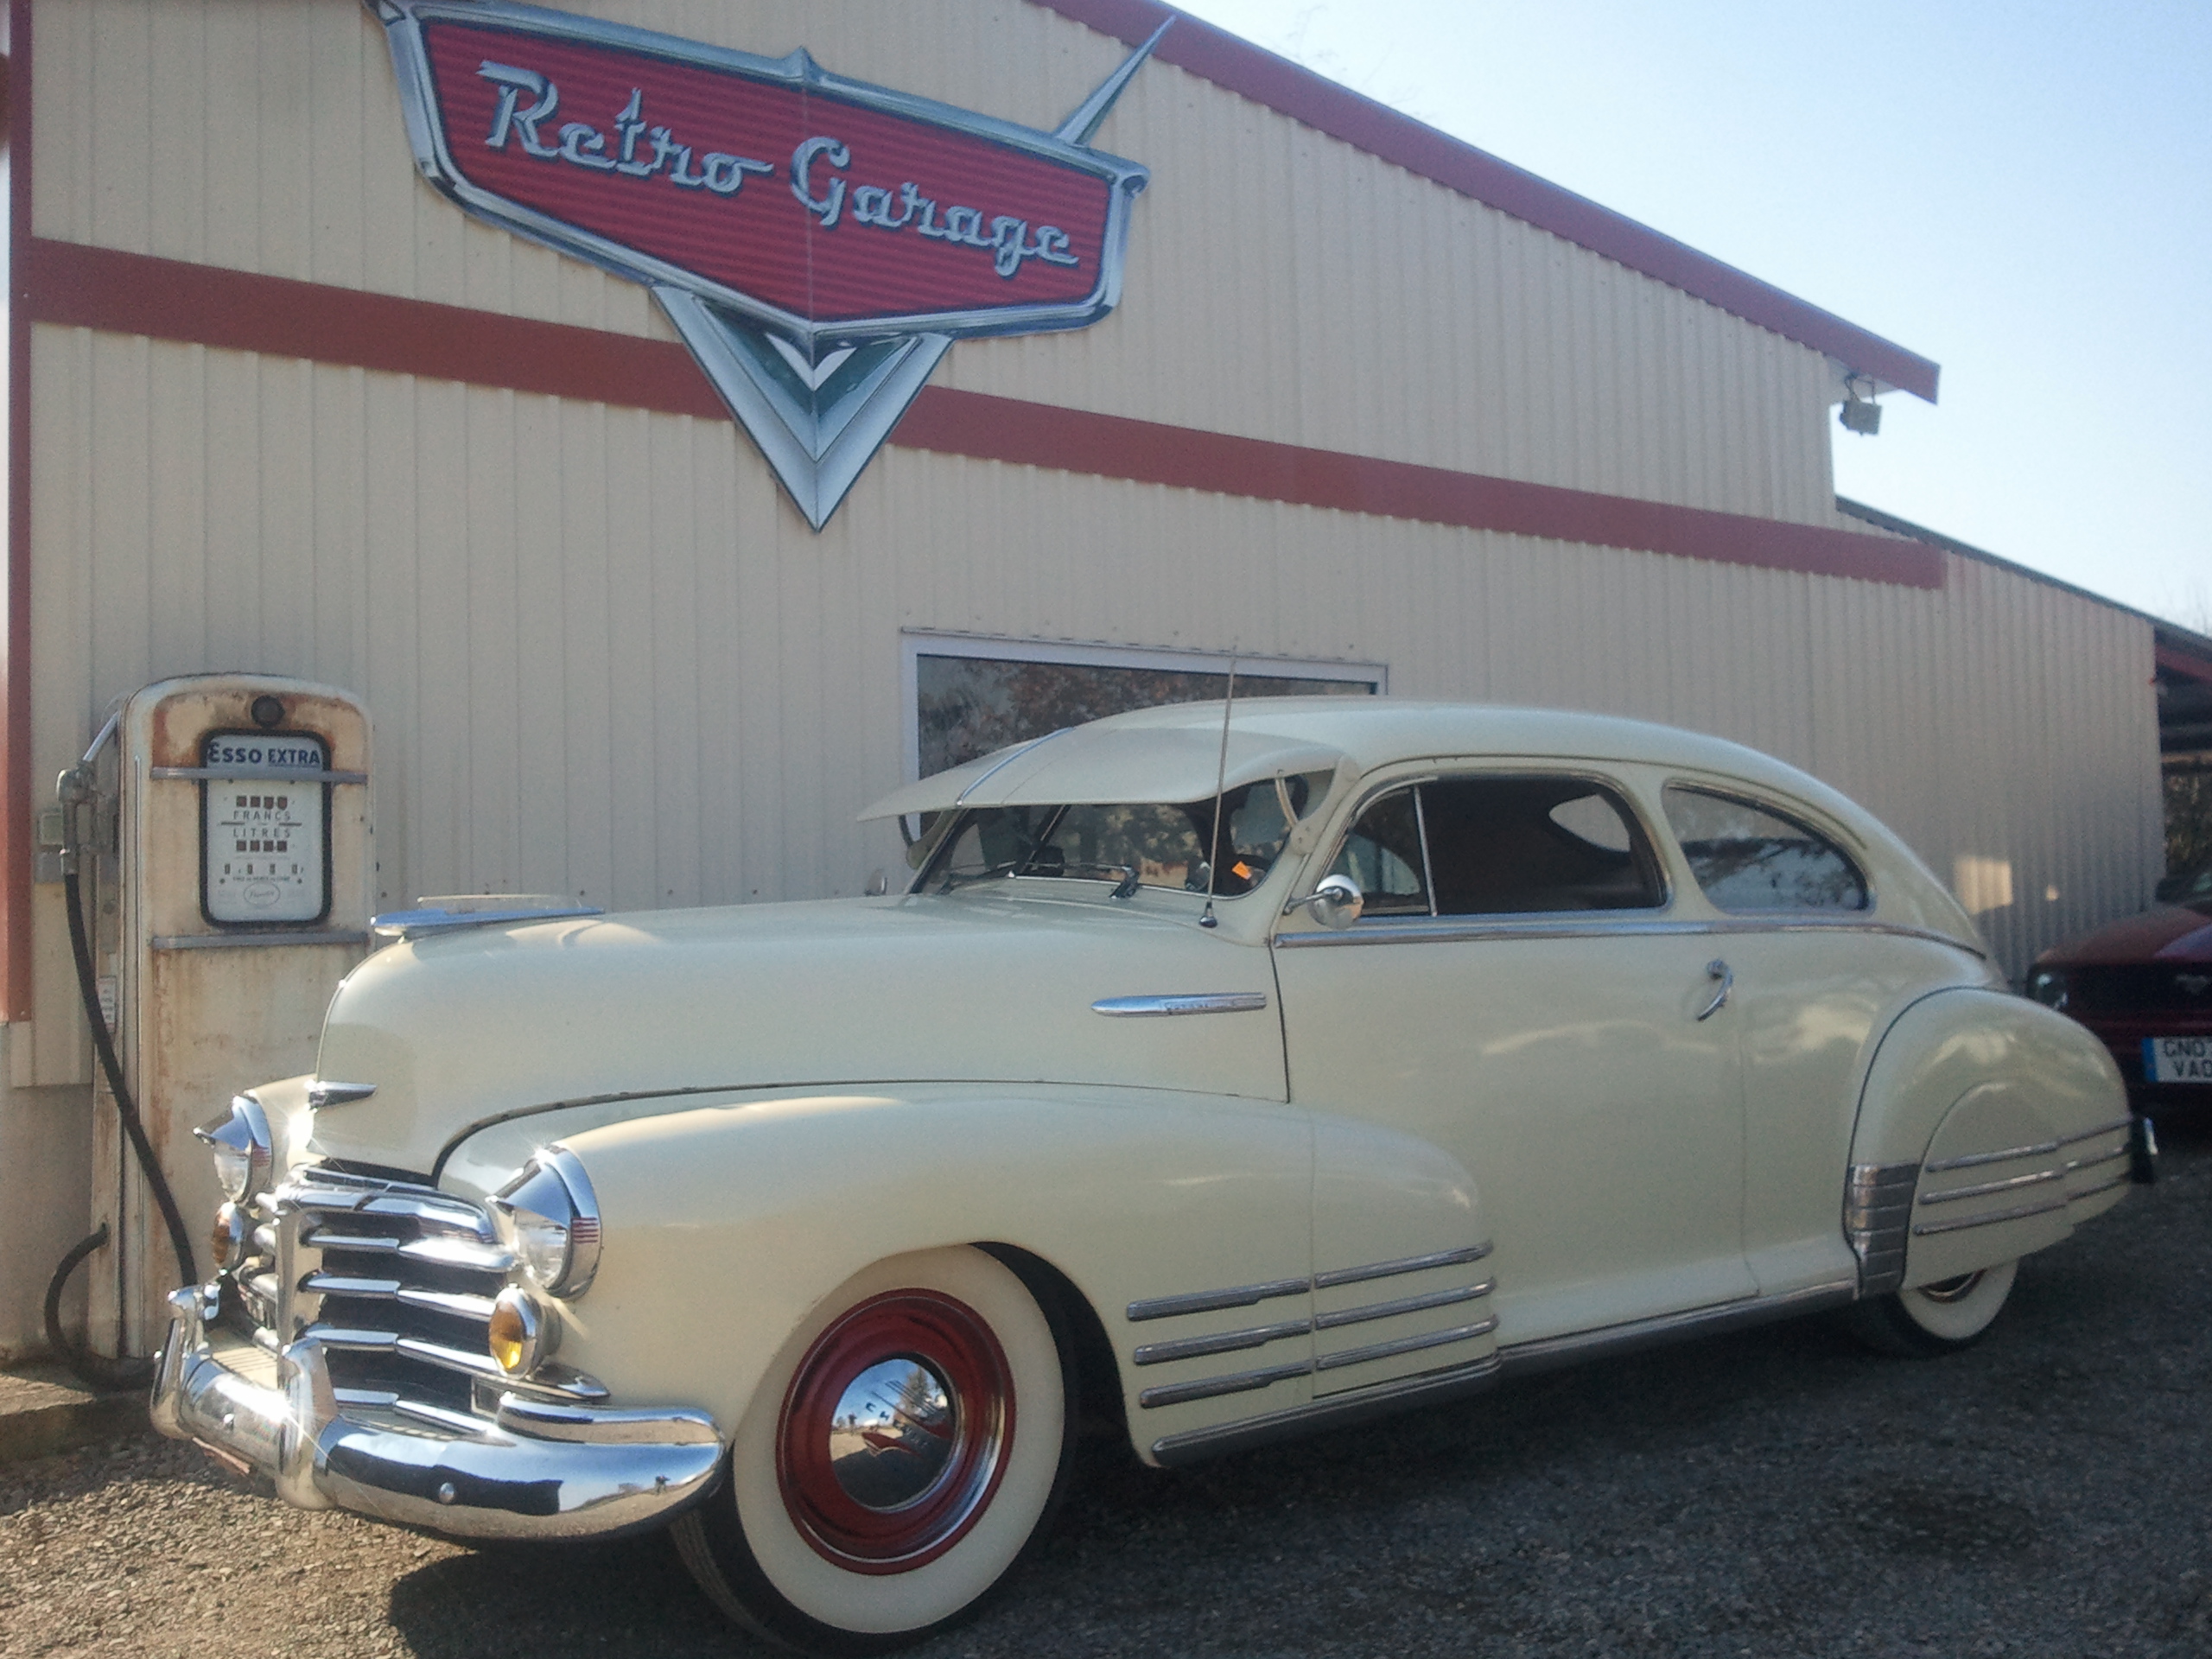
[417,21,1120,329]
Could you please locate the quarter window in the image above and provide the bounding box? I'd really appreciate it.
[1662,786,1868,912]
[1330,777,1664,917]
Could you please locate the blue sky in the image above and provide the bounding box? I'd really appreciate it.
[1173,1,2211,631]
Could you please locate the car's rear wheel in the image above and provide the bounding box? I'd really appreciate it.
[1844,1257,2018,1357]
[672,1246,1074,1654]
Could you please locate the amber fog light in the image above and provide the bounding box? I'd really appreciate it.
[488,1286,556,1376]
[210,1202,250,1273]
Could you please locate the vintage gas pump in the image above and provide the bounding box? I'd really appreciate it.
[51,677,372,1363]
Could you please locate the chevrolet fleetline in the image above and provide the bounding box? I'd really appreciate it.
[154,702,2142,1651]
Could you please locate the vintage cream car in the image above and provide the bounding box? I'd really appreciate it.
[154,701,2144,1652]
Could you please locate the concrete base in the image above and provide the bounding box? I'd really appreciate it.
[0,1364,148,1464]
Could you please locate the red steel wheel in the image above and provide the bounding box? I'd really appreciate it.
[673,1247,1075,1654]
[776,1289,1014,1572]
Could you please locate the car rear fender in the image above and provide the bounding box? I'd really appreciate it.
[1848,988,2130,1292]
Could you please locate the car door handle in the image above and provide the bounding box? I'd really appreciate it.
[1694,959,1732,1021]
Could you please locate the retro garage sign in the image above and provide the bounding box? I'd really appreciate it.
[371,1,1161,527]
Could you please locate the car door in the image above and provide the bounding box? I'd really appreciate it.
[1656,780,1974,1296]
[1274,766,1758,1367]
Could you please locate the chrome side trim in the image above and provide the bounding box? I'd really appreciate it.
[1131,1281,1496,1364]
[1917,1167,2063,1205]
[2061,1115,2138,1145]
[1313,1280,1493,1330]
[2069,1172,2131,1204]
[1313,1242,1493,1290]
[1844,1163,1918,1296]
[1314,1318,1497,1372]
[2066,1145,2130,1174]
[1910,1196,2070,1237]
[1274,915,1982,957]
[1150,1356,1501,1466]
[1922,1138,2062,1173]
[1091,992,1268,1017]
[1128,1242,1495,1321]
[1126,1276,1310,1323]
[1137,1359,1313,1409]
[1133,1319,1311,1367]
[1922,1116,2137,1174]
[1498,1281,1857,1376]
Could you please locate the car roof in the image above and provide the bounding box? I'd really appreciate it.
[860,698,1863,823]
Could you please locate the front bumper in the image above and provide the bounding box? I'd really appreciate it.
[151,1284,724,1540]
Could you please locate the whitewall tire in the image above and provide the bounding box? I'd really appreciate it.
[1845,1258,2018,1357]
[673,1246,1074,1654]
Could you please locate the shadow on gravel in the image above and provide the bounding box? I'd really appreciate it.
[375,1128,2211,1659]
[388,1534,747,1657]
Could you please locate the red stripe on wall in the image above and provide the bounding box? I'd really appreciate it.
[1037,0,1941,405]
[28,238,728,421]
[895,390,1941,588]
[6,2,36,1021]
[24,238,1940,591]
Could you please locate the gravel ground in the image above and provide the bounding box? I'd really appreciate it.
[5,1114,2209,1659]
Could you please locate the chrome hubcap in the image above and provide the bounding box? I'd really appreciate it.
[778,1289,1014,1572]
[1918,1270,1986,1304]
[826,1357,957,1511]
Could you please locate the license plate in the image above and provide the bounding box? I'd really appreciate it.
[2143,1036,2212,1084]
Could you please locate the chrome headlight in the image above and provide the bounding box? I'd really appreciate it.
[194,1096,274,1203]
[2027,967,2070,1012]
[493,1146,601,1298]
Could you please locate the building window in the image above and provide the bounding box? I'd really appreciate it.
[903,635,1385,780]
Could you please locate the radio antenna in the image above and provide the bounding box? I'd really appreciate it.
[1200,657,1238,929]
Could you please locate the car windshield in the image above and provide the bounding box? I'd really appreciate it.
[919,775,1326,899]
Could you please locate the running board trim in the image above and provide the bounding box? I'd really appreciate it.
[1496,1279,1859,1378]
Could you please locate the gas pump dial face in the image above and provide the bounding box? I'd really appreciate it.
[202,732,331,925]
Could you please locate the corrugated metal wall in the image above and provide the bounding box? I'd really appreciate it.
[17,0,2165,1104]
[32,0,1837,519]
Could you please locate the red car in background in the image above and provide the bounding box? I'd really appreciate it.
[2031,861,2212,1109]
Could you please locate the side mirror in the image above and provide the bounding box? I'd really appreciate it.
[1289,874,1365,931]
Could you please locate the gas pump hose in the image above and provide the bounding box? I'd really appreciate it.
[45,868,200,1389]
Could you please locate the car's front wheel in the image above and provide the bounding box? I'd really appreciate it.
[1844,1257,2018,1357]
[672,1246,1075,1654]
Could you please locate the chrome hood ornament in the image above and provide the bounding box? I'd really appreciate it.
[369,1,1164,528]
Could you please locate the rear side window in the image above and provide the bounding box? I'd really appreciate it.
[1330,776,1664,917]
[1662,786,1868,912]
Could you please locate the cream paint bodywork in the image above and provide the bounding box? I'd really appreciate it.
[456,1084,1328,1459]
[275,703,2129,1465]
[1847,988,2133,1287]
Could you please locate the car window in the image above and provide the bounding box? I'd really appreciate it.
[1662,785,1868,912]
[925,773,1332,899]
[1329,787,1430,914]
[1421,777,1663,914]
[1328,776,1663,917]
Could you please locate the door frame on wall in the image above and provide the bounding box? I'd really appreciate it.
[899,632,1389,785]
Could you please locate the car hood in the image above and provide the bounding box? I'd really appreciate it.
[2037,903,2212,967]
[306,892,1287,1177]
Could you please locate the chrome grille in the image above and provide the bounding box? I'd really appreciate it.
[225,1166,514,1414]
